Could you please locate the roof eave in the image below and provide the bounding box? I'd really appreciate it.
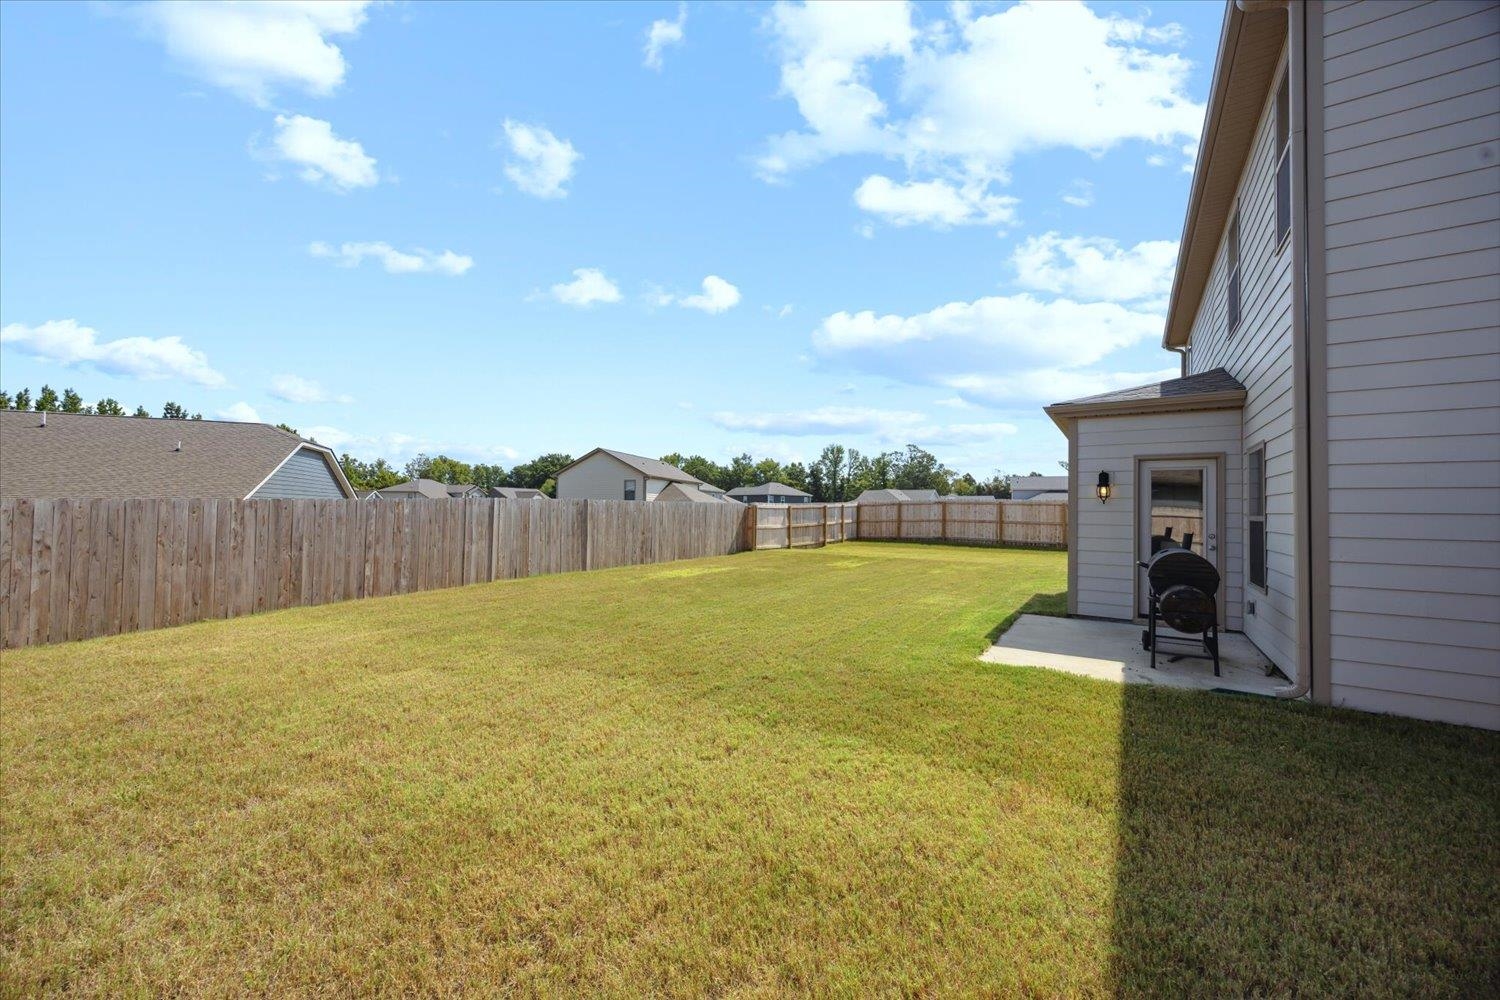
[1044,388,1247,434]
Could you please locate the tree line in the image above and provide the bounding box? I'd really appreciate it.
[1,385,1048,501]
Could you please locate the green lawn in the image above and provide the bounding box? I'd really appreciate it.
[2,543,1495,996]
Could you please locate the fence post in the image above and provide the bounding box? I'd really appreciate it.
[787,507,793,549]
[996,500,1006,547]
[940,501,948,542]
[896,502,903,541]
[856,502,863,541]
[746,504,758,551]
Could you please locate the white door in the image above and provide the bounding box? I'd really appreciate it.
[1138,460,1218,617]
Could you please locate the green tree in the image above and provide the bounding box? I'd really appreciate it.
[95,398,125,416]
[162,401,189,419]
[0,390,11,410]
[752,458,782,485]
[60,388,85,413]
[34,385,59,411]
[275,422,300,436]
[893,445,952,493]
[508,453,573,494]
[726,453,756,490]
[780,462,809,493]
[133,405,150,418]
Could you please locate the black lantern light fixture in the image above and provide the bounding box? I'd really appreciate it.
[1095,471,1112,503]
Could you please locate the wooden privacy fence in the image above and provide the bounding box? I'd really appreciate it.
[856,500,1067,549]
[748,503,859,550]
[0,497,747,649]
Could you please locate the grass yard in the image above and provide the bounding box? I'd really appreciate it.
[2,542,1496,996]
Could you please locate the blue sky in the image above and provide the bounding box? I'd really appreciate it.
[0,1,1222,476]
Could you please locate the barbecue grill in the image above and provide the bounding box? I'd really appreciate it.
[1138,547,1221,675]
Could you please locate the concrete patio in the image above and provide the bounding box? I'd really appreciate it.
[983,614,1288,697]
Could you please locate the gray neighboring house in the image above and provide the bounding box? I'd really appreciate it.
[854,488,940,504]
[0,410,354,500]
[369,479,483,500]
[1010,476,1069,501]
[725,481,813,504]
[488,486,547,500]
[554,448,713,501]
[1045,0,1500,729]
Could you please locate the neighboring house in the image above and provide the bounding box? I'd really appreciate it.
[1010,476,1069,501]
[369,479,483,500]
[1044,0,1499,729]
[725,481,813,504]
[852,488,977,503]
[655,482,733,503]
[554,448,711,501]
[0,410,354,500]
[488,486,547,500]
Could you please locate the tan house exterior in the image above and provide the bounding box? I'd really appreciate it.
[554,448,712,502]
[1047,0,1499,729]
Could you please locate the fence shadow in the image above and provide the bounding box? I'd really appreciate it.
[985,590,1067,644]
[1110,683,1499,995]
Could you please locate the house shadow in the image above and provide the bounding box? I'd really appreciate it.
[1109,680,1500,995]
[985,590,1067,645]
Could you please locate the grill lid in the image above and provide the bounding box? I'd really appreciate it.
[1145,547,1220,598]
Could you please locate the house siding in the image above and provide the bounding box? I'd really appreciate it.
[1073,409,1245,633]
[1182,45,1299,679]
[555,453,643,501]
[1320,0,1500,728]
[248,448,348,500]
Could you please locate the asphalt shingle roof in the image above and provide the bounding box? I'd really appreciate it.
[1051,368,1245,407]
[725,481,812,498]
[586,449,702,484]
[0,409,336,500]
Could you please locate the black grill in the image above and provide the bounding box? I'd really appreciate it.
[1139,547,1221,676]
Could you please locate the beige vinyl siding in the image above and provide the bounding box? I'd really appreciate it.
[555,453,642,501]
[644,478,669,502]
[1320,0,1500,729]
[1073,409,1244,632]
[1181,45,1298,679]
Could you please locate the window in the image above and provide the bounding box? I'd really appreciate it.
[1247,445,1266,590]
[1227,206,1242,335]
[1275,72,1291,249]
[623,479,636,500]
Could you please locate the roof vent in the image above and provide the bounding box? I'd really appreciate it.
[39,411,46,427]
[175,440,182,452]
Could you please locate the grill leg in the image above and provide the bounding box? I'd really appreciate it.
[1148,601,1158,670]
[1206,626,1220,677]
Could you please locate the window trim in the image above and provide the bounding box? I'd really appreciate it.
[623,478,637,501]
[1246,442,1268,593]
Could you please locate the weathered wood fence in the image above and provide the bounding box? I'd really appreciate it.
[855,500,1067,548]
[0,498,747,649]
[747,503,859,550]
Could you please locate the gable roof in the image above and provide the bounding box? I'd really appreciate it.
[725,481,812,498]
[556,448,703,485]
[372,478,472,499]
[1162,1,1287,348]
[0,410,353,500]
[655,482,730,503]
[854,488,941,504]
[488,486,547,500]
[1044,368,1247,430]
[1010,475,1069,493]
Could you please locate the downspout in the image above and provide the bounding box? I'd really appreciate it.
[1277,0,1315,701]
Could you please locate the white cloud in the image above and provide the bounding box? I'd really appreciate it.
[810,292,1164,405]
[269,114,378,191]
[549,268,621,307]
[854,175,1017,228]
[0,319,227,387]
[308,241,473,275]
[941,367,1179,406]
[135,0,372,106]
[269,374,353,405]
[1011,232,1178,305]
[760,1,1202,215]
[217,401,263,422]
[643,4,687,71]
[709,405,1019,446]
[500,120,579,199]
[302,425,519,464]
[1061,179,1094,208]
[679,275,742,314]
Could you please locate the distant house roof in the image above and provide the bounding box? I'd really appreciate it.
[1044,368,1247,430]
[725,481,812,499]
[556,448,703,485]
[0,410,353,500]
[1011,475,1069,494]
[854,488,940,504]
[373,478,480,499]
[655,482,731,503]
[488,486,546,500]
[1016,491,1069,503]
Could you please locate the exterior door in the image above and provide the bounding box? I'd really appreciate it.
[1138,460,1218,617]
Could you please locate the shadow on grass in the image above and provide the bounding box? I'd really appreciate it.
[1112,683,1500,995]
[985,590,1067,644]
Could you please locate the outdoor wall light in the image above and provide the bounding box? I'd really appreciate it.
[1095,471,1112,503]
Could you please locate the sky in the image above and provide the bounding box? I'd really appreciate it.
[0,0,1223,477]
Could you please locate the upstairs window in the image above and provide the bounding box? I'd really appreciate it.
[624,479,637,501]
[1247,445,1267,591]
[1275,72,1291,248]
[1227,206,1242,335]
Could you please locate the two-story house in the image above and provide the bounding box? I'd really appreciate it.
[1046,0,1499,729]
